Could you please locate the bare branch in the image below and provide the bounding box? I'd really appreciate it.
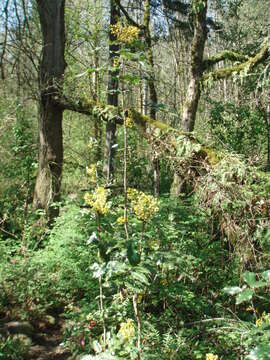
[115,0,144,30]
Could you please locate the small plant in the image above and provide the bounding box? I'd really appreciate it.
[224,270,270,359]
[0,335,30,360]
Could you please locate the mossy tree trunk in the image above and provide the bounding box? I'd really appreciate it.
[267,102,270,171]
[93,0,102,163]
[103,0,120,183]
[172,0,208,196]
[33,0,66,216]
[181,0,208,132]
[144,0,160,196]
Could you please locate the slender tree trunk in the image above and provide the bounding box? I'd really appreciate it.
[92,0,102,163]
[267,102,270,171]
[181,0,208,132]
[142,79,148,116]
[172,0,207,196]
[103,0,120,183]
[0,0,9,80]
[144,0,160,196]
[33,0,66,217]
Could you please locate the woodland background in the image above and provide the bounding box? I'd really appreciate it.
[0,0,270,359]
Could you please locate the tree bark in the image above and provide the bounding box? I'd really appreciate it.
[181,0,207,132]
[92,0,102,163]
[172,0,207,195]
[0,0,9,80]
[144,0,160,196]
[103,0,120,183]
[267,102,270,171]
[33,0,66,216]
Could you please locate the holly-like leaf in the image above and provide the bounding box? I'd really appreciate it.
[236,288,254,304]
[243,271,267,288]
[224,286,242,295]
[243,271,257,287]
[262,270,270,282]
[247,344,270,359]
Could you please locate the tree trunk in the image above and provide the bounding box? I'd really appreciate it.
[172,0,207,196]
[0,0,9,80]
[103,0,120,183]
[181,0,207,132]
[92,0,102,163]
[144,0,160,196]
[33,0,66,216]
[267,102,270,171]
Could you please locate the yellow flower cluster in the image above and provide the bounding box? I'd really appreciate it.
[128,189,159,221]
[113,57,120,68]
[256,312,270,327]
[147,238,161,250]
[160,278,168,286]
[116,216,126,225]
[206,354,219,360]
[127,188,139,201]
[119,319,136,341]
[84,186,109,215]
[125,117,134,128]
[110,22,140,43]
[137,293,144,303]
[86,164,97,184]
[88,138,94,150]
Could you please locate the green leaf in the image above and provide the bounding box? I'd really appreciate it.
[236,288,254,304]
[131,271,149,286]
[92,340,102,354]
[121,74,141,85]
[247,344,270,359]
[243,272,267,288]
[91,263,106,279]
[243,271,257,287]
[262,270,270,282]
[252,281,268,289]
[131,266,150,286]
[127,241,141,266]
[223,286,242,295]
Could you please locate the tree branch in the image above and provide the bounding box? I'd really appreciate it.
[203,42,270,81]
[115,0,144,30]
[203,50,248,70]
[54,95,123,124]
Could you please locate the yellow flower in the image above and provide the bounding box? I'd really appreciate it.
[113,57,120,68]
[147,239,161,250]
[88,138,94,150]
[86,164,97,184]
[84,186,109,215]
[126,117,134,128]
[206,354,219,360]
[132,192,159,221]
[119,319,136,341]
[111,22,140,43]
[256,312,270,327]
[116,216,126,225]
[127,188,159,221]
[161,279,168,286]
[127,188,139,201]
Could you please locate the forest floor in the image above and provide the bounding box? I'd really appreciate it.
[1,312,72,359]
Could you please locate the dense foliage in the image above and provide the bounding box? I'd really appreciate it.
[0,0,270,359]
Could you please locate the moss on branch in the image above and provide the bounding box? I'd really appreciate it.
[203,43,269,81]
[203,50,248,70]
[57,97,221,167]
